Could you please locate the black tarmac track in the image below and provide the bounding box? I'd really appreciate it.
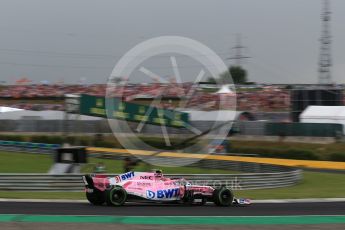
[1,201,345,216]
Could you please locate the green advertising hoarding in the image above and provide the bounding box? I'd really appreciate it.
[79,94,189,128]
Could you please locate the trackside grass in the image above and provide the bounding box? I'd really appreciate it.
[0,151,52,173]
[236,171,345,199]
[0,151,237,174]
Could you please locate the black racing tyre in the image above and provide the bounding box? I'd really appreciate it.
[105,186,127,206]
[86,189,105,205]
[213,187,234,207]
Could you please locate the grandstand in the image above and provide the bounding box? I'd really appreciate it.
[0,84,292,115]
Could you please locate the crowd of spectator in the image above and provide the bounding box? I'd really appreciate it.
[0,83,292,112]
[237,88,290,112]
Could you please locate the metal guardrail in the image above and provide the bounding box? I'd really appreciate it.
[0,170,302,191]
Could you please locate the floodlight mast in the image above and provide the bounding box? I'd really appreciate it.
[318,0,332,85]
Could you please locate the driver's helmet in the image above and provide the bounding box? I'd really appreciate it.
[153,169,163,179]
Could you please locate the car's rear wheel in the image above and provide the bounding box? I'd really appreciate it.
[105,186,127,206]
[213,187,233,207]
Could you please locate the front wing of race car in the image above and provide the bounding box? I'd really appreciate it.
[233,198,251,206]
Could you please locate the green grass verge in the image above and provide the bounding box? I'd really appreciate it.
[236,171,345,199]
[0,151,237,174]
[0,151,52,173]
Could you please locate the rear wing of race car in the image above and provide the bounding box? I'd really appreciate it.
[82,174,96,188]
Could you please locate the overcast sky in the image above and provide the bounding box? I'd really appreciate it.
[0,0,344,84]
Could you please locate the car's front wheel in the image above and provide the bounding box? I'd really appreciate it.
[213,187,234,207]
[105,186,127,206]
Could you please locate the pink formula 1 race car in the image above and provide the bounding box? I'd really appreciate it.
[82,170,251,207]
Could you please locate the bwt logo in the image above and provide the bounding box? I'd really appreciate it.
[120,171,134,181]
[157,188,179,198]
[146,190,155,199]
[146,188,179,199]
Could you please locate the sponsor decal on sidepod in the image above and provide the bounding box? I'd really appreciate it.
[114,171,135,183]
[146,188,180,199]
[140,176,153,180]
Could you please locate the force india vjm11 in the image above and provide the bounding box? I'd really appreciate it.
[82,170,251,206]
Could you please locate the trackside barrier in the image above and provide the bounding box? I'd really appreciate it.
[0,170,302,191]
